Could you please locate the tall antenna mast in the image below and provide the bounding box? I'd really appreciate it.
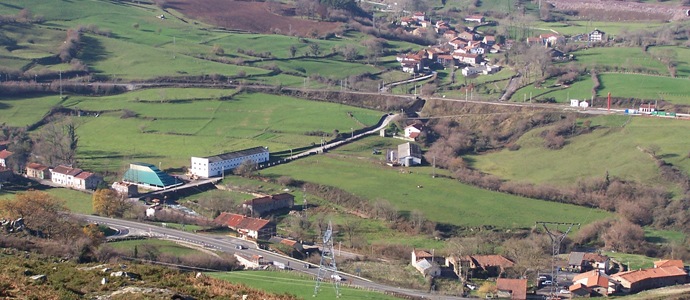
[314,221,341,298]
[535,222,580,299]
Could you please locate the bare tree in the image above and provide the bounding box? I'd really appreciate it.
[410,209,425,232]
[233,159,258,176]
[340,218,361,247]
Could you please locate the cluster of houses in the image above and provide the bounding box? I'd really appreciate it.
[412,249,690,298]
[396,12,502,75]
[212,193,295,239]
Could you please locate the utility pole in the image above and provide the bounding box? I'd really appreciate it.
[59,69,63,99]
[314,221,341,297]
[535,222,580,300]
[173,36,176,58]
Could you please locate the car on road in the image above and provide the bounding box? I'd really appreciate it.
[559,289,570,294]
[303,264,311,269]
[331,274,345,281]
[542,280,553,286]
[235,245,245,249]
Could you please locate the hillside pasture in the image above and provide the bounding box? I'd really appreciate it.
[210,271,403,300]
[470,115,690,188]
[0,94,63,127]
[570,47,668,75]
[597,74,690,104]
[168,0,342,36]
[648,45,690,78]
[259,153,612,229]
[64,90,382,172]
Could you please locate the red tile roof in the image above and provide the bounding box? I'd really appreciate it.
[52,165,83,176]
[0,166,12,173]
[413,12,425,16]
[569,283,592,292]
[26,163,48,171]
[496,278,527,300]
[612,267,687,284]
[465,15,484,19]
[573,270,598,282]
[0,150,13,159]
[280,239,297,246]
[464,255,514,269]
[655,260,684,268]
[583,253,610,263]
[75,171,94,180]
[484,36,495,41]
[414,250,433,258]
[236,217,272,231]
[0,140,10,146]
[213,212,246,228]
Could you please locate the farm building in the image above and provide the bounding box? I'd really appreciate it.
[214,212,275,240]
[496,278,527,300]
[640,103,657,113]
[242,193,294,216]
[51,165,103,190]
[568,252,611,273]
[446,255,514,279]
[112,181,138,197]
[26,163,50,180]
[122,162,183,190]
[464,15,484,23]
[397,143,422,166]
[610,266,687,294]
[0,150,12,168]
[190,146,269,178]
[411,250,441,277]
[572,270,617,296]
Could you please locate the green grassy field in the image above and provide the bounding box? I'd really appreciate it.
[258,151,612,229]
[0,94,64,127]
[33,90,384,173]
[644,228,687,245]
[470,115,690,188]
[648,45,690,78]
[108,239,202,256]
[210,271,404,300]
[510,75,593,103]
[0,186,94,215]
[597,74,690,104]
[534,21,666,37]
[570,47,668,75]
[603,251,658,271]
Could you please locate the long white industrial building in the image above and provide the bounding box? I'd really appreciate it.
[190,146,269,178]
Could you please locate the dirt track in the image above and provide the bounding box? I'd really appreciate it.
[547,0,690,21]
[169,0,342,35]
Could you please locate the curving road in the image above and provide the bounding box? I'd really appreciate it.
[78,214,468,299]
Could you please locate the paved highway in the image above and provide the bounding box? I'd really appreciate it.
[78,214,468,299]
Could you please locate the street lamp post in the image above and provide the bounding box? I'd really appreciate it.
[351,128,353,138]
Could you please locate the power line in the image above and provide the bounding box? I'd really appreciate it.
[314,221,341,297]
[535,222,579,299]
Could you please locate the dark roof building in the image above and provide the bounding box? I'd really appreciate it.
[242,193,294,216]
[123,162,182,190]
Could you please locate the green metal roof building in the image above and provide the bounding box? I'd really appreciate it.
[123,162,183,189]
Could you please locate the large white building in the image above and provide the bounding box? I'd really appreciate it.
[190,146,269,178]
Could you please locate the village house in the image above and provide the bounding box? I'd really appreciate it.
[464,15,485,23]
[190,146,269,178]
[483,35,495,46]
[214,212,276,240]
[112,181,138,197]
[569,283,593,298]
[453,53,482,65]
[412,27,427,37]
[146,204,162,217]
[654,259,684,269]
[50,165,103,190]
[443,30,458,39]
[571,270,618,296]
[400,17,414,26]
[446,255,514,279]
[404,123,425,140]
[568,252,612,273]
[268,236,304,253]
[526,37,543,46]
[426,47,446,60]
[496,278,527,300]
[0,167,13,182]
[490,44,502,54]
[0,150,12,168]
[540,33,565,46]
[437,54,455,66]
[457,31,476,41]
[242,193,294,216]
[411,250,441,277]
[397,142,422,166]
[26,163,50,180]
[412,12,425,22]
[419,20,431,28]
[589,29,605,41]
[448,37,469,50]
[435,21,450,34]
[610,265,687,294]
[461,64,499,77]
